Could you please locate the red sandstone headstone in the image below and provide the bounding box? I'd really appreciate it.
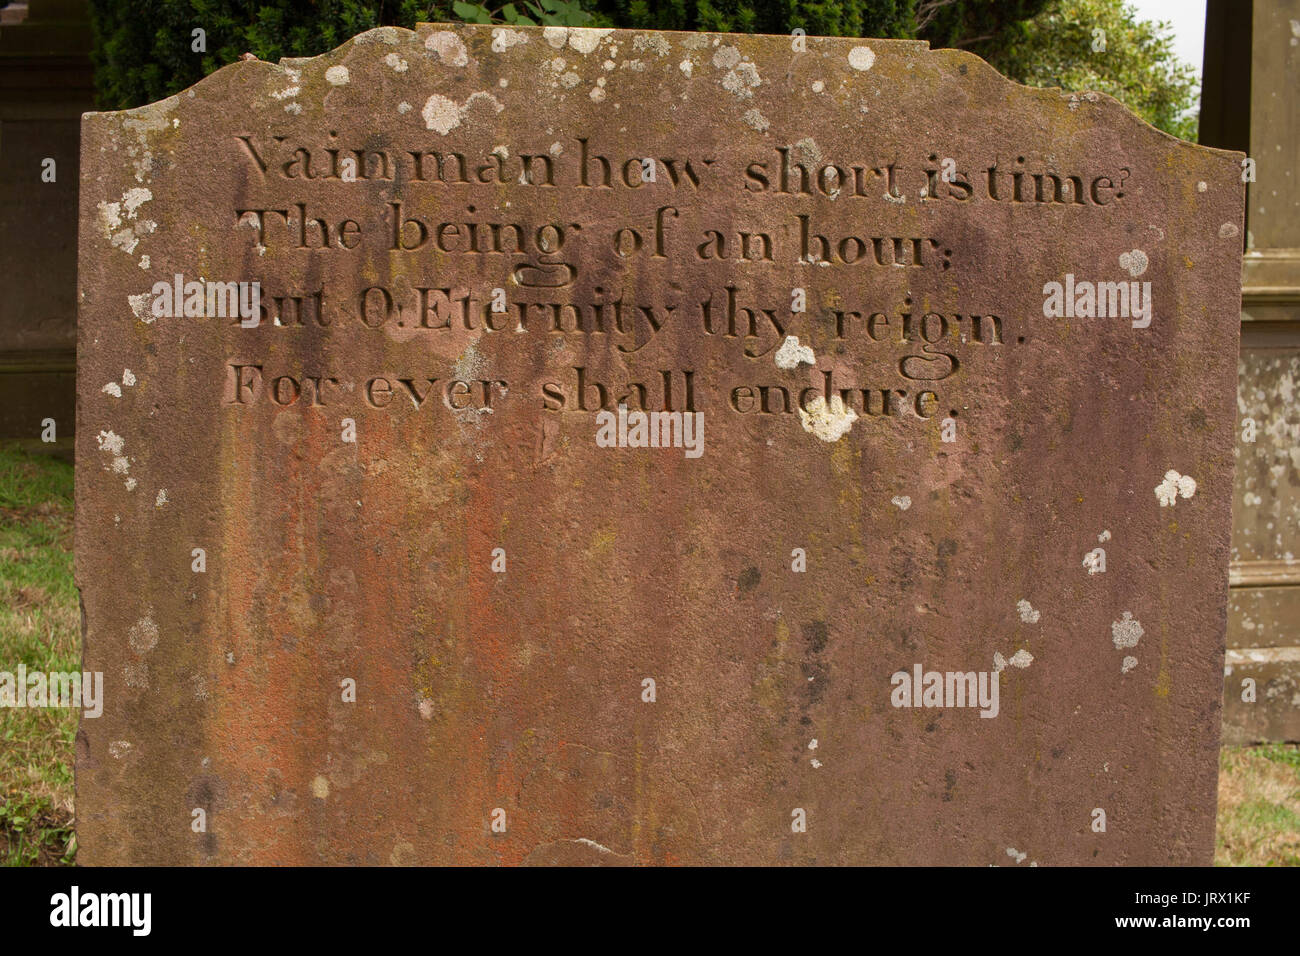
[77,23,1244,864]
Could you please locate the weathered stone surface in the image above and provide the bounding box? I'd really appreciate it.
[77,23,1245,864]
[1216,0,1300,745]
[1222,648,1300,745]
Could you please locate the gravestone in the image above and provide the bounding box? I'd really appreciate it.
[0,0,93,443]
[76,23,1245,865]
[1202,0,1300,745]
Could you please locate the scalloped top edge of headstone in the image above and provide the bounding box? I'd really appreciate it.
[84,21,1241,167]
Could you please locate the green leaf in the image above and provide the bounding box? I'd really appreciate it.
[557,3,593,27]
[452,1,493,25]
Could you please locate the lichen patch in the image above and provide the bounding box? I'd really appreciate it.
[774,335,815,369]
[799,396,857,442]
[848,46,876,71]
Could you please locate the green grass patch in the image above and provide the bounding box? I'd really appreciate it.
[0,441,77,865]
[1217,744,1300,866]
[1252,743,1300,772]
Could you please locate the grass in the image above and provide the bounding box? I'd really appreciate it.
[0,441,77,865]
[0,439,1296,866]
[1217,744,1300,866]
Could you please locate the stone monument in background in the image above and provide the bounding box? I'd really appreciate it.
[0,0,91,445]
[1202,0,1300,745]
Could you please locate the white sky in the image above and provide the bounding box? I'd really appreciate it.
[1126,0,1206,79]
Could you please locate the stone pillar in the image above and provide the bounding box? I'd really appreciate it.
[0,0,92,445]
[1203,0,1300,743]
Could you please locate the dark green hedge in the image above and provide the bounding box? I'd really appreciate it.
[90,0,1047,109]
[587,0,915,38]
[90,0,450,109]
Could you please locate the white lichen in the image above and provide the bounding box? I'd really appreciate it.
[848,46,876,71]
[632,34,671,57]
[128,616,159,654]
[491,28,529,52]
[799,396,857,442]
[721,61,761,97]
[1017,599,1041,624]
[1118,249,1148,277]
[129,293,152,322]
[422,94,462,134]
[425,31,469,66]
[774,335,815,369]
[712,46,741,69]
[122,187,152,217]
[1112,612,1144,650]
[96,430,124,456]
[568,28,612,55]
[1155,469,1197,506]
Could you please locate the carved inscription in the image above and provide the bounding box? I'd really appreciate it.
[198,125,1135,432]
